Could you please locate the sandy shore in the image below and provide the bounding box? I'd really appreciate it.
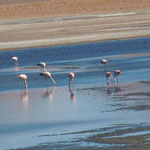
[0,0,150,19]
[0,0,150,50]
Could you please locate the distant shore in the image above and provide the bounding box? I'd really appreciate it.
[0,0,150,50]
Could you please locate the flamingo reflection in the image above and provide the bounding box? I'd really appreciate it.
[114,86,122,95]
[69,86,76,104]
[42,86,55,103]
[14,66,18,71]
[21,88,28,109]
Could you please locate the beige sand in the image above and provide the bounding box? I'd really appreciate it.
[0,0,150,19]
[0,0,150,50]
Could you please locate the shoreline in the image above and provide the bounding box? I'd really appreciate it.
[0,10,150,51]
[0,0,150,50]
[1,34,150,51]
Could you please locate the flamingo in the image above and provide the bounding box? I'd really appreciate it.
[11,56,18,66]
[69,72,75,86]
[17,74,28,89]
[114,70,121,87]
[40,71,55,86]
[37,62,46,72]
[100,59,108,72]
[105,72,111,88]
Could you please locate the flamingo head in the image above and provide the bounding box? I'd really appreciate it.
[17,75,20,78]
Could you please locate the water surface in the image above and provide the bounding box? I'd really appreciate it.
[0,37,150,149]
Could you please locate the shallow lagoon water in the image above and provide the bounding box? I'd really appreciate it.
[0,37,150,149]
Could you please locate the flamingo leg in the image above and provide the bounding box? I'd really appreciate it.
[45,78,48,88]
[114,77,117,87]
[107,78,109,88]
[16,60,18,67]
[19,79,22,89]
[69,77,73,86]
[24,80,28,89]
[43,67,46,72]
[117,76,119,83]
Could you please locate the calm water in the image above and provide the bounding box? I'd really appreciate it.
[0,37,150,150]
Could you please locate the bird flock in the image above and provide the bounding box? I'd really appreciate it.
[100,59,121,88]
[12,56,120,89]
[12,56,75,89]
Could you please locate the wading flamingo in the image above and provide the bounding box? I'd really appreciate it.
[100,59,108,72]
[40,71,55,86]
[105,72,111,88]
[114,70,121,87]
[37,62,46,72]
[17,74,28,89]
[11,56,18,66]
[69,72,75,86]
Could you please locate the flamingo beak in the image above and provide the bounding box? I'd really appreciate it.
[17,75,20,77]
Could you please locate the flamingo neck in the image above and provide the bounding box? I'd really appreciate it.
[50,77,56,86]
[69,78,73,85]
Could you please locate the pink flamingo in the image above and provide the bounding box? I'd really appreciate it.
[105,72,111,88]
[40,71,55,86]
[17,74,28,89]
[114,70,121,86]
[11,56,18,66]
[100,59,108,72]
[69,72,75,86]
[101,59,108,64]
[37,62,46,72]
